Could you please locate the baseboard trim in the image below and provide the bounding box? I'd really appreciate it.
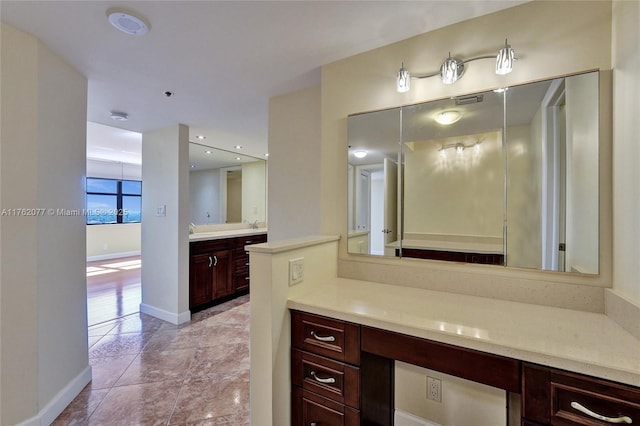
[16,365,92,426]
[605,289,640,340]
[395,409,441,426]
[87,250,140,262]
[140,303,190,325]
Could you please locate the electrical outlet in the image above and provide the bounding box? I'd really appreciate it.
[427,376,442,402]
[289,257,304,286]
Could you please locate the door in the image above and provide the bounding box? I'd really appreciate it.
[383,157,398,246]
[212,249,233,299]
[189,253,213,309]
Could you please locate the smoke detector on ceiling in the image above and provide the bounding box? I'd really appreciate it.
[107,9,150,36]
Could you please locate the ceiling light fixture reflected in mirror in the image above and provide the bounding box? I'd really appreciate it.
[434,110,463,125]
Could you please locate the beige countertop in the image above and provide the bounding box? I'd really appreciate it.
[189,228,267,242]
[287,278,640,387]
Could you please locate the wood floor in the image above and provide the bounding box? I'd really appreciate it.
[87,256,141,326]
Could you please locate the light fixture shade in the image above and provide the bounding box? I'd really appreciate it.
[496,40,514,75]
[440,56,464,85]
[354,150,367,159]
[397,64,410,93]
[434,110,462,125]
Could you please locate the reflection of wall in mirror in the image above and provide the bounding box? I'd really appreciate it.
[404,131,503,240]
[507,122,542,270]
[190,168,221,224]
[242,160,267,224]
[565,73,599,274]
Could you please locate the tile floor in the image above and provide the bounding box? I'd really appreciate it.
[54,295,251,425]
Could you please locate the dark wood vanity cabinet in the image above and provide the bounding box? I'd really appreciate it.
[290,310,640,426]
[291,311,362,426]
[522,363,640,426]
[189,233,266,311]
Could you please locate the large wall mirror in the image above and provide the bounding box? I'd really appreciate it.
[189,143,266,226]
[347,71,600,274]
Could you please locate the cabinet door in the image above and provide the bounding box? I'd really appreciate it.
[212,249,233,299]
[189,253,213,309]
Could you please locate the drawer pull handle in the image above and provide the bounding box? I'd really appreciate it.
[310,423,317,426]
[213,255,218,266]
[570,402,632,424]
[310,370,336,384]
[310,331,335,342]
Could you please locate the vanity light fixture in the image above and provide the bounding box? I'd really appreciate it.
[439,138,484,155]
[396,39,516,92]
[353,150,368,159]
[434,110,463,125]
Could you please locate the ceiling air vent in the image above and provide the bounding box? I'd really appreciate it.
[455,94,484,106]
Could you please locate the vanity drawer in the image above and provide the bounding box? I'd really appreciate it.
[291,311,360,365]
[550,371,640,425]
[292,387,360,426]
[292,348,360,408]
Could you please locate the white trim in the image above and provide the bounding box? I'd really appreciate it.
[16,366,92,426]
[87,250,140,262]
[394,409,441,426]
[140,303,190,325]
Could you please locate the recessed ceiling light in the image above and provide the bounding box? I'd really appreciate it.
[354,150,367,159]
[234,145,243,150]
[196,135,206,140]
[190,164,196,169]
[107,9,149,36]
[236,157,241,161]
[110,111,128,121]
[205,150,212,154]
[265,153,269,157]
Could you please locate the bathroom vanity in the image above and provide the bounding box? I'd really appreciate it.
[288,280,640,426]
[189,229,266,311]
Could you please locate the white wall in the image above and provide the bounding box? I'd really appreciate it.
[86,223,141,260]
[612,0,640,303]
[87,158,141,180]
[1,23,90,425]
[141,124,190,324]
[268,85,321,241]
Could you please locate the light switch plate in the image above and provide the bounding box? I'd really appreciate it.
[289,257,304,286]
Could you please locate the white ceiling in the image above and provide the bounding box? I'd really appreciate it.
[1,0,527,160]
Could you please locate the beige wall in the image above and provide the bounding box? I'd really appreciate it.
[268,85,322,241]
[86,223,141,260]
[404,131,503,238]
[1,24,90,425]
[612,0,640,304]
[321,1,613,298]
[507,123,542,269]
[141,124,190,324]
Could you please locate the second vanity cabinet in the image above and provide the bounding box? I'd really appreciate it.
[291,310,640,426]
[189,233,266,311]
